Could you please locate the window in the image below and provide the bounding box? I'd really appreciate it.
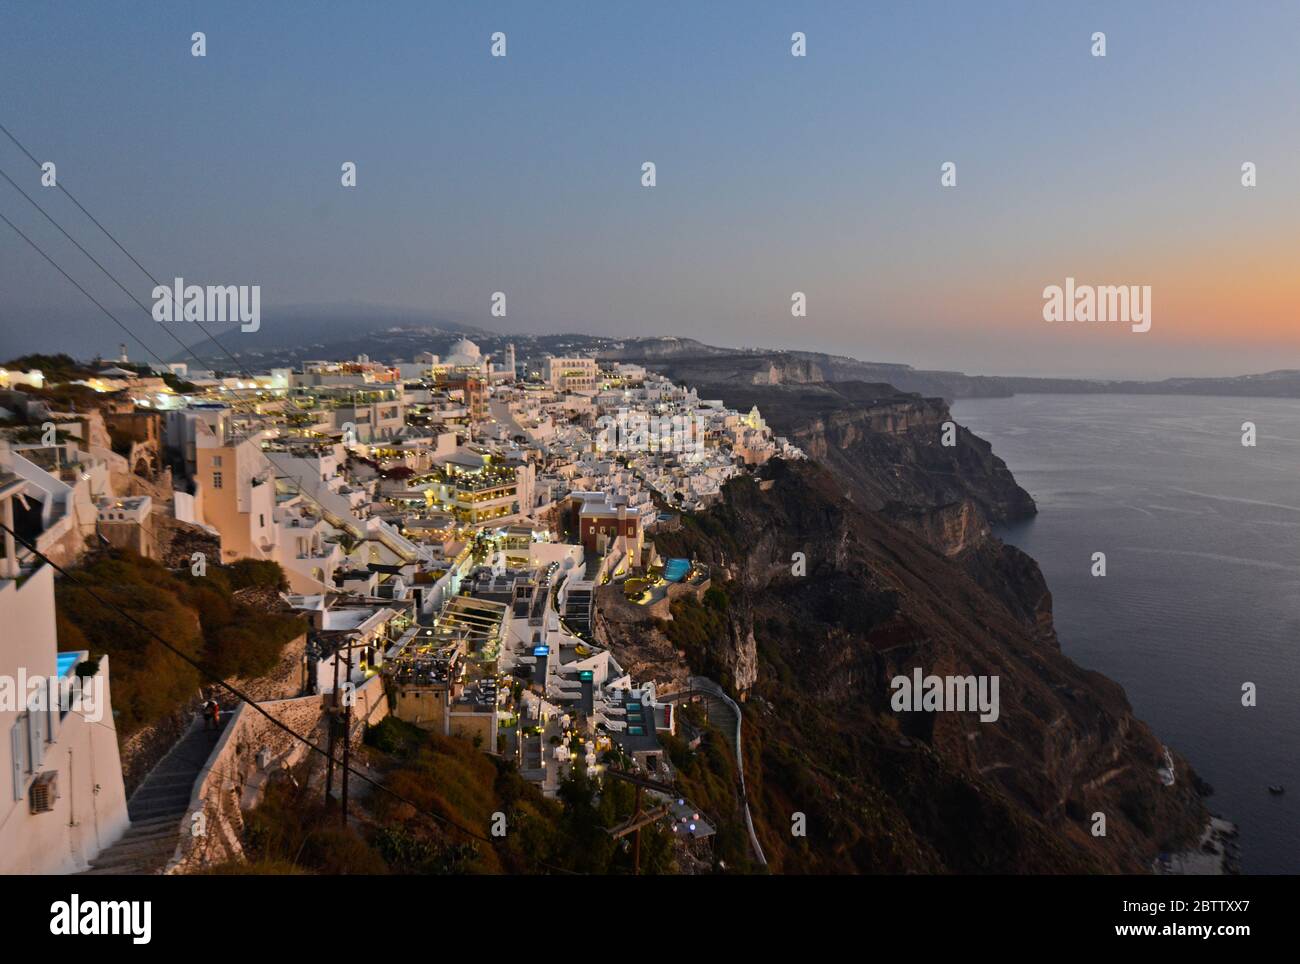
[212,455,223,468]
[9,722,25,805]
[10,714,31,801]
[259,513,265,528]
[212,471,223,489]
[27,708,44,770]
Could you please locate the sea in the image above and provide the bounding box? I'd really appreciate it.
[953,393,1299,874]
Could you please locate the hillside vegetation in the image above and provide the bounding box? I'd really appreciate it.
[55,551,306,735]
[227,719,675,875]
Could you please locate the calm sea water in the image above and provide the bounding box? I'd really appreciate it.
[954,394,1299,874]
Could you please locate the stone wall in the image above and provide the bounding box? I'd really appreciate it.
[119,698,203,797]
[595,573,711,625]
[154,513,221,569]
[228,631,307,703]
[352,673,390,728]
[165,674,387,873]
[666,575,711,605]
[166,694,327,874]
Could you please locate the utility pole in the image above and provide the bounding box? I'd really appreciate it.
[340,642,353,828]
[605,770,672,875]
[632,784,643,875]
[325,642,339,807]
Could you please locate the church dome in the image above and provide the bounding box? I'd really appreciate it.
[448,338,481,361]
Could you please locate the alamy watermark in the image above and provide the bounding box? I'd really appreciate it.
[1042,277,1151,333]
[50,894,151,944]
[890,668,1000,723]
[0,669,104,722]
[152,277,260,332]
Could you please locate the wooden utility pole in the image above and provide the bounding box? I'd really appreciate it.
[605,769,674,875]
[632,785,642,874]
[340,642,353,828]
[324,716,336,805]
[607,798,671,875]
[325,644,340,807]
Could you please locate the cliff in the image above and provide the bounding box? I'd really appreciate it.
[645,463,1205,872]
[598,384,1208,873]
[675,380,1036,525]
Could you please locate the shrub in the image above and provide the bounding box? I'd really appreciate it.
[225,558,289,592]
[298,826,389,875]
[55,551,300,735]
[372,825,437,871]
[366,716,422,755]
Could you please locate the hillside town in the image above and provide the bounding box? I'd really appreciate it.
[0,341,800,874]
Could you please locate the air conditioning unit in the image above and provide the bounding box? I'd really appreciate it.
[30,771,58,814]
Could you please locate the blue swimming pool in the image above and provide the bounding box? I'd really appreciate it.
[56,652,79,677]
[663,558,690,582]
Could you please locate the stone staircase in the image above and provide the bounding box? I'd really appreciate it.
[78,716,223,875]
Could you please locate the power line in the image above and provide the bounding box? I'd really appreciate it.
[0,132,454,601]
[0,122,569,867]
[0,520,577,874]
[0,148,288,419]
[0,203,364,589]
[0,126,581,868]
[0,120,165,291]
[2,121,348,404]
[0,124,379,497]
[0,157,334,478]
[0,164,177,339]
[0,210,177,371]
[0,193,396,604]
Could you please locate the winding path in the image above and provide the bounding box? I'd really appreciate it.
[664,676,767,868]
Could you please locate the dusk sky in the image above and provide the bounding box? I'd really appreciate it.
[2,0,1299,377]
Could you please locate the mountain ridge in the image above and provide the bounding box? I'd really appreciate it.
[165,319,1300,401]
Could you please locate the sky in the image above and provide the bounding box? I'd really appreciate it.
[1,0,1299,378]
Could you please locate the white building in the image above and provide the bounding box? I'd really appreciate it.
[541,355,598,392]
[192,413,278,563]
[0,458,129,873]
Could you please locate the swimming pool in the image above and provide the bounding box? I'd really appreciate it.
[56,652,80,677]
[663,558,690,582]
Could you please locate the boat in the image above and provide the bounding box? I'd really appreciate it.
[1267,785,1285,795]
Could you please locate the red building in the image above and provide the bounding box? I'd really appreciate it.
[577,500,640,553]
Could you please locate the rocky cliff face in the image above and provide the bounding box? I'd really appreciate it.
[786,389,1035,524]
[645,463,1206,872]
[654,380,1035,525]
[644,353,826,387]
[602,383,1208,873]
[682,381,1053,644]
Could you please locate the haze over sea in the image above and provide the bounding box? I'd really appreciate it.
[954,394,1300,873]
